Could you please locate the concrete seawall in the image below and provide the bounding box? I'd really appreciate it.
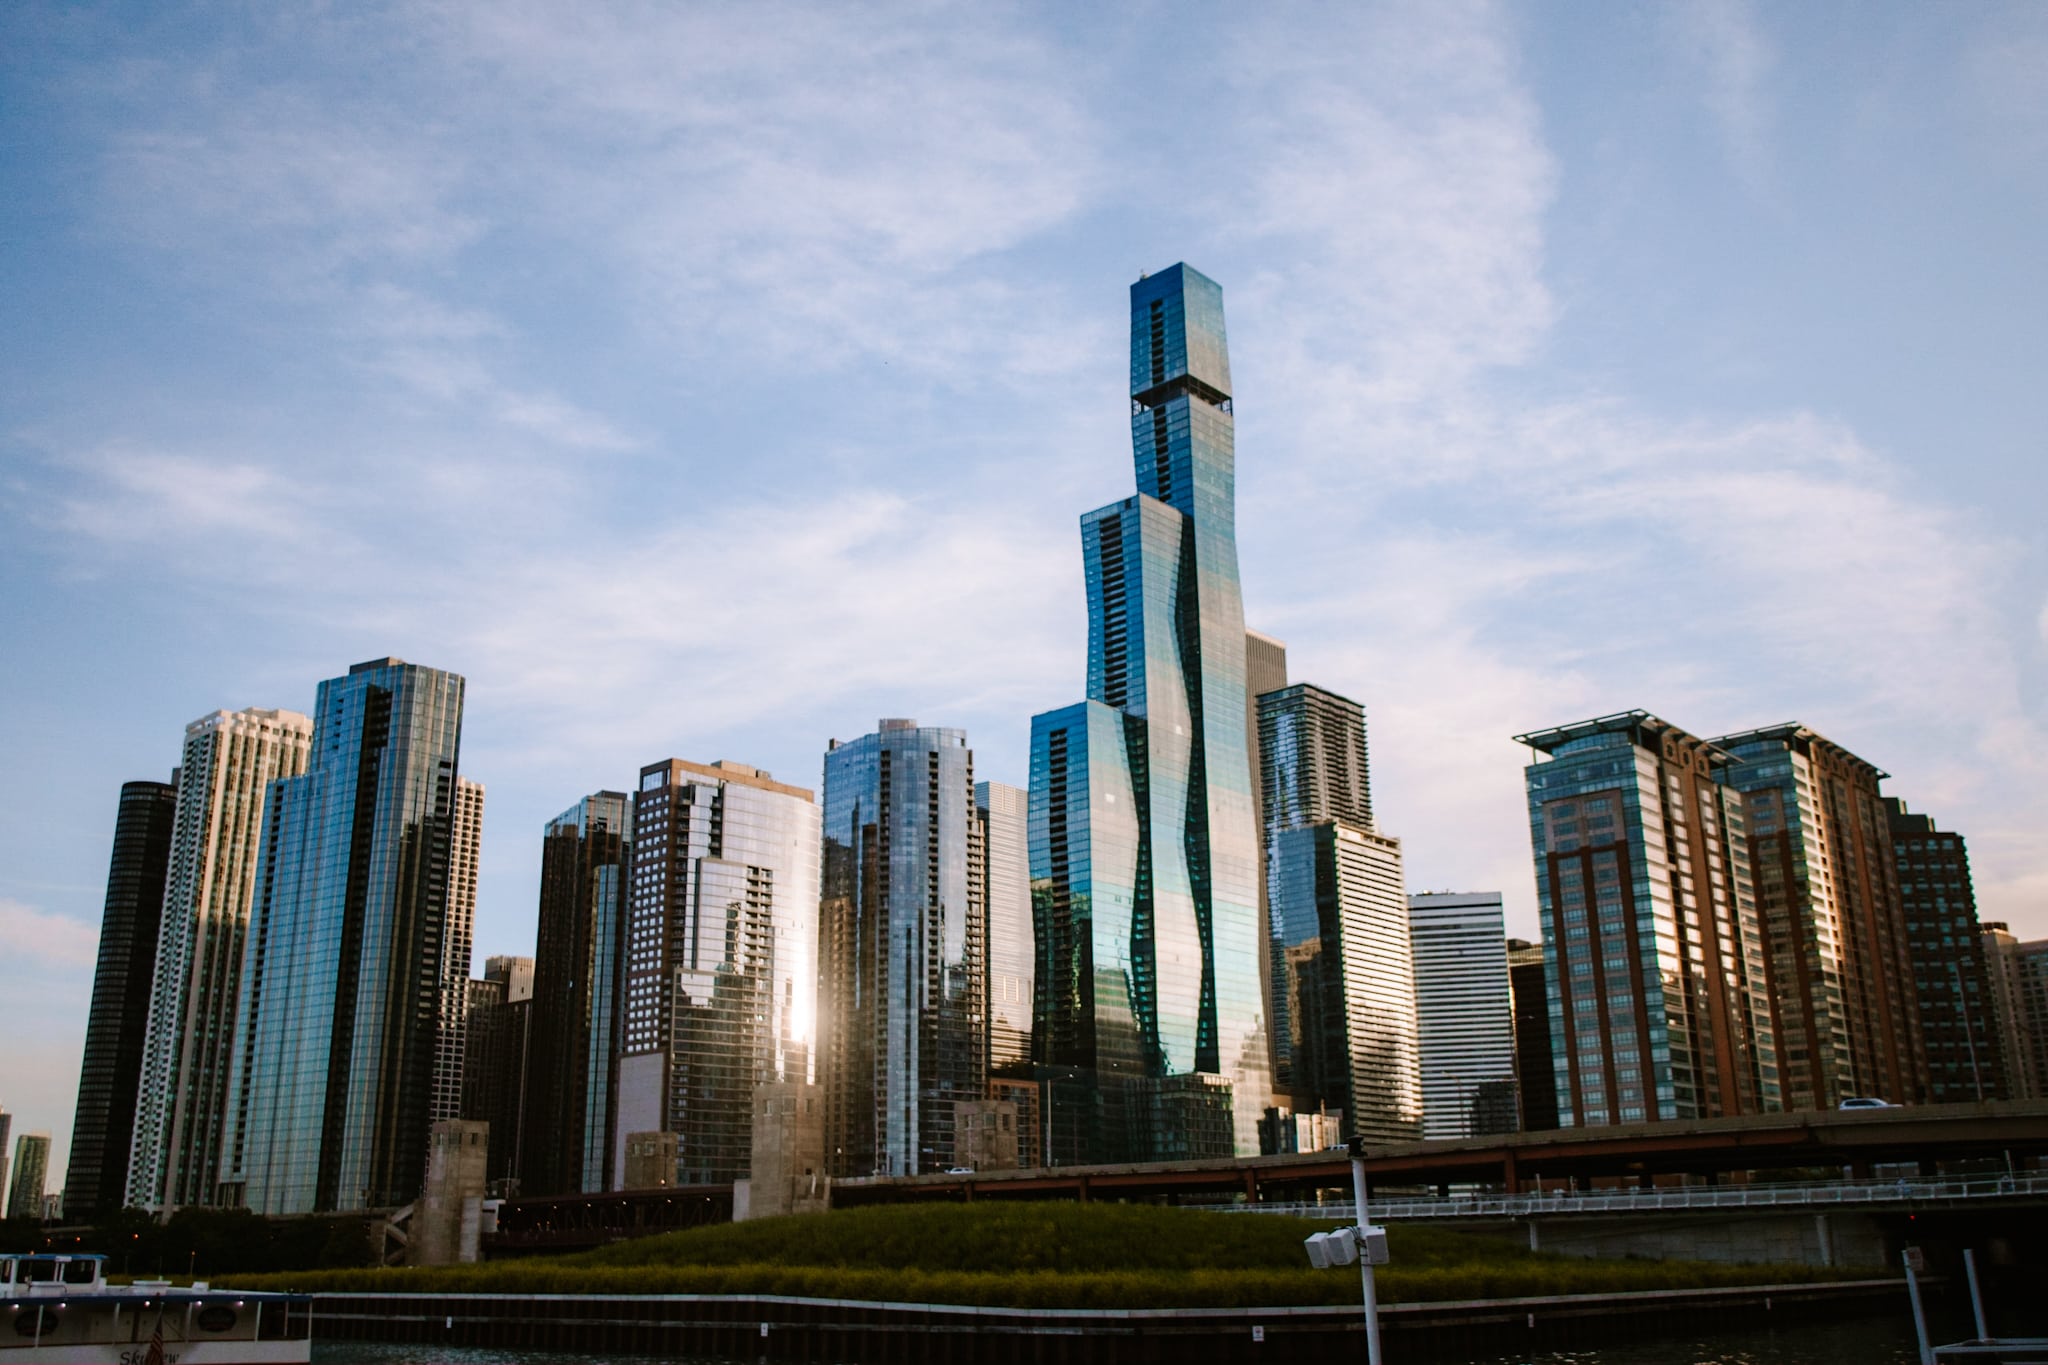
[313,1277,1916,1362]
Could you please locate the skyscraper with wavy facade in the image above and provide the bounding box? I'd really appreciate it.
[1028,265,1272,1162]
[221,657,466,1214]
[128,707,312,1214]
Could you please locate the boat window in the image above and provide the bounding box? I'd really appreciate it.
[23,1259,61,1283]
[64,1260,99,1284]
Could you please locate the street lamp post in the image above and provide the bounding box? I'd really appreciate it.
[1303,1135,1387,1365]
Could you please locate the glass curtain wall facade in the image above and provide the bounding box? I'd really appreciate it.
[1243,629,1288,1110]
[1407,892,1517,1139]
[221,657,466,1214]
[64,777,179,1224]
[1258,683,1422,1145]
[129,708,312,1214]
[1715,725,1926,1109]
[1886,800,2003,1102]
[617,760,820,1187]
[1518,713,1779,1127]
[821,722,985,1177]
[1026,264,1272,1163]
[1508,938,1559,1131]
[977,781,1033,1079]
[524,793,631,1195]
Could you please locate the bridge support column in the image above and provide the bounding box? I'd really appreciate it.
[1815,1214,1833,1268]
[1503,1150,1520,1193]
[1528,1219,1540,1252]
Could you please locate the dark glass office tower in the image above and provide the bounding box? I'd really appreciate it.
[461,956,533,1191]
[821,721,985,1177]
[1886,800,2004,1103]
[524,793,631,1195]
[221,657,466,1214]
[1507,939,1558,1131]
[64,776,178,1223]
[1027,265,1273,1162]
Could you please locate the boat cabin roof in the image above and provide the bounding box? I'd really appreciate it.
[1,1253,108,1287]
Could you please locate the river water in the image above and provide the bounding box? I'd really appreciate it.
[315,1309,1944,1364]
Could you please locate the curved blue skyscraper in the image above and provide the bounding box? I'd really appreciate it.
[1029,265,1271,1162]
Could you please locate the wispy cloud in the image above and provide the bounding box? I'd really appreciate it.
[0,898,99,969]
[1665,0,1777,188]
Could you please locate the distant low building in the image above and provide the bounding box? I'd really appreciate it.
[8,1133,51,1220]
[952,1100,1018,1172]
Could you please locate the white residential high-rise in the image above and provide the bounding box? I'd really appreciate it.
[430,777,485,1126]
[1407,892,1517,1139]
[128,707,312,1213]
[977,781,1031,1075]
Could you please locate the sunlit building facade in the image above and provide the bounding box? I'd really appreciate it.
[525,792,631,1195]
[821,722,985,1177]
[221,657,467,1214]
[1518,712,1779,1127]
[1027,264,1272,1163]
[978,781,1032,1077]
[617,759,819,1187]
[129,708,312,1215]
[1715,724,1926,1110]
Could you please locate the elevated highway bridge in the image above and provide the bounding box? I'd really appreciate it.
[486,1100,2048,1255]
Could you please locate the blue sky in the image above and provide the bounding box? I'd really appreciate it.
[4,1,2044,1182]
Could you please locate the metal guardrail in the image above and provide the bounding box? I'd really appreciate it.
[1215,1173,2048,1221]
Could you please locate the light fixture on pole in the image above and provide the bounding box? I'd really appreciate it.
[1303,1134,1388,1365]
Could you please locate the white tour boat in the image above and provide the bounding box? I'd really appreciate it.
[2,1252,311,1364]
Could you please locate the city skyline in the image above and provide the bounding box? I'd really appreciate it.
[6,2,2047,1181]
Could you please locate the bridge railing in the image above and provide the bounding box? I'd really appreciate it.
[1215,1172,2048,1221]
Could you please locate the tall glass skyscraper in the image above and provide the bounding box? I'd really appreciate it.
[821,721,985,1177]
[220,657,466,1214]
[1259,683,1422,1146]
[1518,712,1779,1127]
[129,707,312,1214]
[617,759,820,1187]
[1028,265,1272,1162]
[525,792,631,1195]
[64,775,179,1224]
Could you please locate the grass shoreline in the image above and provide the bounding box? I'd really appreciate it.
[212,1203,1856,1310]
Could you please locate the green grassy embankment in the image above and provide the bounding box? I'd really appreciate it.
[214,1202,1860,1309]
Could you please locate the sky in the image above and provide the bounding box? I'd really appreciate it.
[3,0,2044,1189]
